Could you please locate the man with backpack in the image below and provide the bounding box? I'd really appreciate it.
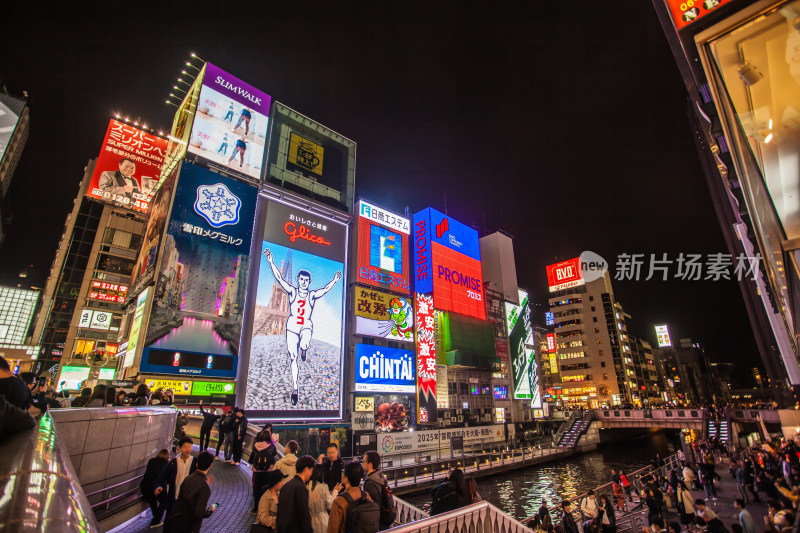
[363,451,395,530]
[277,455,315,533]
[328,461,380,533]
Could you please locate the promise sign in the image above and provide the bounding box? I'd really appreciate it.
[415,293,438,424]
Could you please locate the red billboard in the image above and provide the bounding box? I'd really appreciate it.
[546,258,584,292]
[665,0,734,30]
[87,119,169,213]
[431,242,486,320]
[415,293,437,424]
[546,332,556,353]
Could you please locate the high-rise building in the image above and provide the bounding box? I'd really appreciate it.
[628,336,662,405]
[0,90,30,248]
[652,0,800,404]
[547,260,635,408]
[30,159,145,383]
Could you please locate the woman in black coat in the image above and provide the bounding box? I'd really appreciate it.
[141,449,170,527]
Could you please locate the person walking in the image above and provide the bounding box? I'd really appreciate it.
[277,455,315,533]
[219,409,236,461]
[154,437,198,515]
[327,460,380,533]
[734,499,755,533]
[141,449,170,527]
[318,443,344,491]
[257,470,285,530]
[231,408,248,465]
[430,468,468,515]
[163,451,216,533]
[276,440,300,478]
[198,401,220,452]
[363,450,394,530]
[250,428,278,515]
[308,465,337,533]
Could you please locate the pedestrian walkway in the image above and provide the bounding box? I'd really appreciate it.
[109,458,255,533]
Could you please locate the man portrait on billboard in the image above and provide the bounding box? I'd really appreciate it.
[98,157,141,205]
[264,248,342,406]
[227,135,249,169]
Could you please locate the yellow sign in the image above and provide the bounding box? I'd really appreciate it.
[354,396,375,412]
[145,379,192,395]
[549,353,558,374]
[495,407,505,423]
[289,132,324,176]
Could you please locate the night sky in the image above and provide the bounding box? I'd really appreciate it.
[0,2,760,384]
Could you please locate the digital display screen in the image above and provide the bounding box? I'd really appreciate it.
[356,200,410,295]
[88,281,128,303]
[354,344,416,393]
[353,287,414,343]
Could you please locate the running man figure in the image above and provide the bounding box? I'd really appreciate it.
[264,248,342,406]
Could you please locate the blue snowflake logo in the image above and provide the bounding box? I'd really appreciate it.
[194,183,242,228]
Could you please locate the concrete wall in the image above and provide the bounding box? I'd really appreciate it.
[51,406,177,531]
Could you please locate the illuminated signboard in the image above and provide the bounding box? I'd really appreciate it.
[86,119,169,213]
[655,324,672,347]
[139,163,257,379]
[353,287,414,342]
[415,293,438,424]
[546,333,556,352]
[354,396,375,412]
[58,366,115,390]
[124,287,149,369]
[187,63,271,181]
[549,353,558,374]
[505,290,541,407]
[288,132,324,176]
[357,200,410,295]
[88,281,128,303]
[78,309,116,331]
[665,0,733,30]
[495,407,505,424]
[547,258,584,293]
[0,93,25,168]
[412,207,485,320]
[145,379,192,394]
[545,312,554,326]
[355,344,416,393]
[244,198,347,421]
[191,381,236,395]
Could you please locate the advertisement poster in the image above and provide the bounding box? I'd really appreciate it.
[374,393,416,432]
[245,199,347,420]
[355,344,415,393]
[187,63,271,181]
[139,162,258,378]
[412,207,485,320]
[377,424,509,456]
[0,93,24,166]
[124,287,150,369]
[546,258,584,292]
[287,132,324,176]
[655,324,672,347]
[505,289,541,407]
[415,293,438,424]
[130,166,179,298]
[86,119,169,213]
[354,287,414,342]
[356,200,410,295]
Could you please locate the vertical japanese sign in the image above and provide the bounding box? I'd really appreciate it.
[357,200,411,295]
[138,162,258,378]
[505,290,540,407]
[415,293,438,424]
[124,287,150,368]
[244,199,347,420]
[87,119,169,212]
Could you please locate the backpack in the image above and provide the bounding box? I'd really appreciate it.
[252,444,277,471]
[366,476,396,528]
[343,490,380,533]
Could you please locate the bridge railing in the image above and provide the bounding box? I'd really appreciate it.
[0,411,100,532]
[387,501,533,533]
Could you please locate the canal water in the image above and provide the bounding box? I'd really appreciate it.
[403,432,679,521]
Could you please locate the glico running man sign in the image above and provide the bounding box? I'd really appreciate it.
[244,198,347,421]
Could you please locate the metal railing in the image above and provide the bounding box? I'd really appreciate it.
[0,412,100,532]
[387,501,533,533]
[393,496,429,526]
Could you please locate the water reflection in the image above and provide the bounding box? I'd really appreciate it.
[404,432,678,520]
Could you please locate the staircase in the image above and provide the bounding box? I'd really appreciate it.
[556,411,594,447]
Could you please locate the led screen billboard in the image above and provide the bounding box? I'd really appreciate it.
[163,65,205,178]
[412,208,485,320]
[655,324,672,347]
[415,293,437,424]
[665,0,733,30]
[356,200,410,295]
[124,287,150,369]
[244,198,347,420]
[546,258,584,292]
[130,166,179,298]
[139,162,258,379]
[355,344,415,393]
[505,289,541,407]
[186,63,271,182]
[86,119,169,213]
[0,93,25,169]
[354,287,414,342]
[264,102,356,213]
